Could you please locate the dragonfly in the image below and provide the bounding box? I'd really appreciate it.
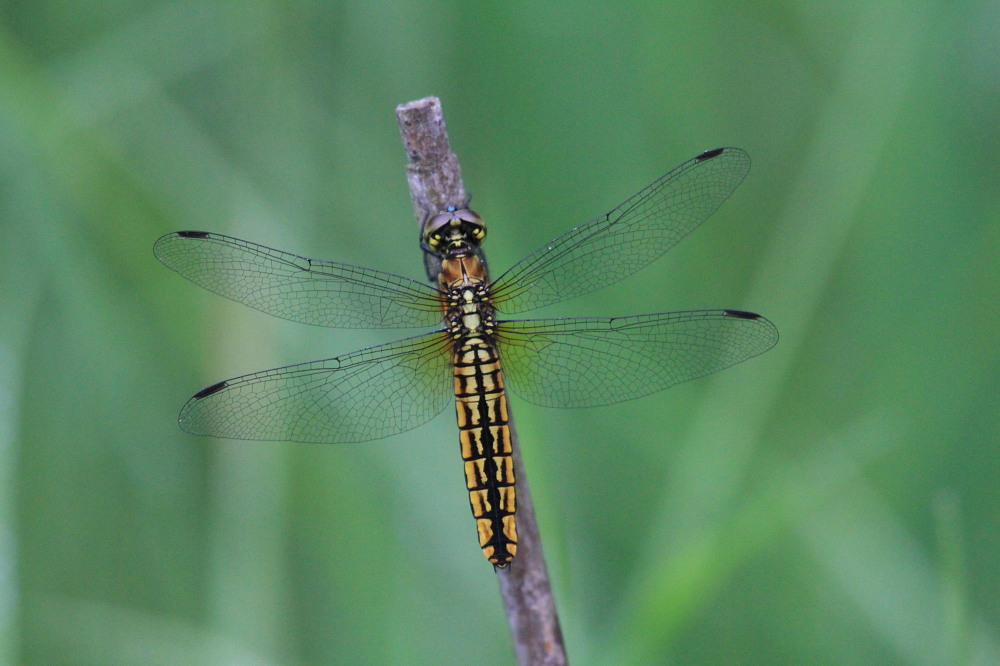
[154,147,777,568]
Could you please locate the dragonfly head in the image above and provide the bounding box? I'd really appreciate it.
[422,207,486,257]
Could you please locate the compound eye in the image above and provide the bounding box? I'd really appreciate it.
[457,209,483,224]
[423,211,453,246]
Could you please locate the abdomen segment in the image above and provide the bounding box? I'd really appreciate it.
[453,340,517,567]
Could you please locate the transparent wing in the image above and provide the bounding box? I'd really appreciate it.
[179,332,453,443]
[490,148,751,314]
[497,309,777,408]
[154,231,443,329]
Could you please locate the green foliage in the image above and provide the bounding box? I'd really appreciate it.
[2,2,998,664]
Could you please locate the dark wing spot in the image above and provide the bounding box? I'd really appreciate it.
[723,309,761,319]
[695,147,725,162]
[193,380,228,399]
[177,231,211,238]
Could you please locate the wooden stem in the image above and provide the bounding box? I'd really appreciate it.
[396,97,468,282]
[396,97,568,666]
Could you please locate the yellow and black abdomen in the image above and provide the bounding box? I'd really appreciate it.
[453,338,517,567]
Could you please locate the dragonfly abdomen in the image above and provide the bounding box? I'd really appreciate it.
[453,339,517,567]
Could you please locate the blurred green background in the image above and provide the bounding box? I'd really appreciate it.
[2,2,999,664]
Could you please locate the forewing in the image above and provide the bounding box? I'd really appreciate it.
[179,332,454,443]
[490,148,750,314]
[498,309,777,408]
[154,231,443,328]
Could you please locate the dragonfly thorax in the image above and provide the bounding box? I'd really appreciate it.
[444,276,496,342]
